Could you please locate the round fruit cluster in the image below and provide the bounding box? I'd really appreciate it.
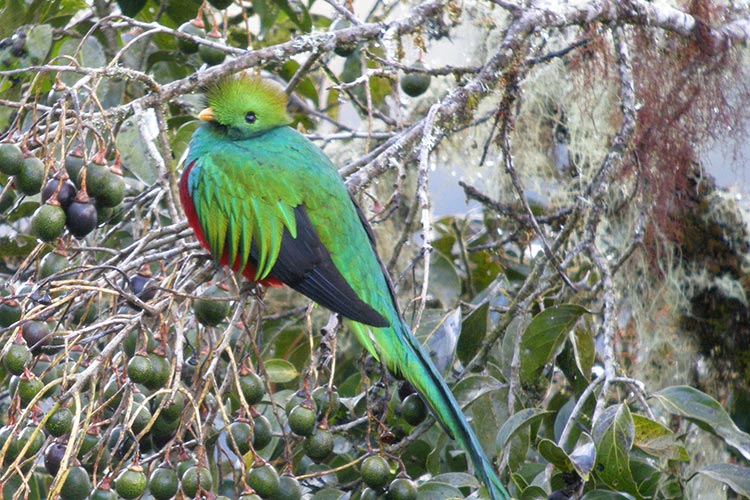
[0,143,126,242]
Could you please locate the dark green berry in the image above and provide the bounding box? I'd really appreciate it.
[115,465,148,499]
[177,21,205,54]
[229,420,252,455]
[386,478,417,500]
[0,143,24,175]
[30,203,66,242]
[3,342,31,375]
[252,414,273,449]
[288,404,316,436]
[45,406,74,437]
[127,353,153,385]
[60,466,92,500]
[277,475,302,500]
[400,63,432,97]
[199,30,226,65]
[246,464,280,499]
[401,394,427,426]
[361,456,390,490]
[304,428,334,460]
[238,371,265,405]
[16,156,45,195]
[193,284,232,326]
[148,466,179,500]
[0,299,22,327]
[181,465,212,497]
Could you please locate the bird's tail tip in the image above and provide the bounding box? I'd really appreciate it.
[480,460,512,500]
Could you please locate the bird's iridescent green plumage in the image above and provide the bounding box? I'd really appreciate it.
[181,74,509,500]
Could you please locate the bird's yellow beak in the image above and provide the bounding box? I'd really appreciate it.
[198,107,216,121]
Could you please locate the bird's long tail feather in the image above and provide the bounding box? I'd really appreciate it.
[351,319,511,500]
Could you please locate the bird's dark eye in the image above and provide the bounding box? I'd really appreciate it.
[245,111,257,124]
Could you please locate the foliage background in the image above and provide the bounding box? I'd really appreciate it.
[1,0,750,499]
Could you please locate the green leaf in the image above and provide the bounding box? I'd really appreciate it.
[452,374,503,409]
[0,234,38,258]
[163,0,203,24]
[277,60,318,102]
[25,24,53,63]
[310,488,347,500]
[519,485,547,500]
[429,252,461,308]
[171,119,201,166]
[415,308,460,375]
[538,438,573,472]
[631,413,689,461]
[592,404,640,497]
[653,385,750,460]
[264,358,298,383]
[458,301,488,365]
[569,433,596,480]
[116,110,160,185]
[417,480,464,500]
[117,0,148,17]
[519,304,587,385]
[571,326,594,380]
[0,4,19,36]
[496,408,552,453]
[698,464,750,497]
[57,37,106,85]
[253,0,281,36]
[270,0,312,32]
[580,491,635,500]
[431,472,479,489]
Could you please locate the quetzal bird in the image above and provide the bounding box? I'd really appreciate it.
[180,74,510,500]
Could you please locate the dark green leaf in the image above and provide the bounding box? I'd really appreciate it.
[538,438,573,472]
[163,0,203,24]
[698,464,750,497]
[519,485,548,500]
[254,0,281,36]
[569,433,596,480]
[270,0,312,32]
[580,491,635,500]
[631,414,689,461]
[0,234,38,258]
[277,60,318,102]
[452,374,503,409]
[431,473,478,489]
[592,404,640,497]
[496,408,552,453]
[116,111,160,185]
[264,358,298,383]
[416,480,464,500]
[429,252,461,308]
[310,488,347,500]
[25,24,53,63]
[117,0,148,17]
[571,326,594,380]
[520,304,587,385]
[415,308,460,375]
[458,301,488,365]
[654,385,750,460]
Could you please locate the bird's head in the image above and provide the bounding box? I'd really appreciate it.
[199,73,292,139]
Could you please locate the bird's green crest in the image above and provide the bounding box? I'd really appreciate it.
[204,74,291,138]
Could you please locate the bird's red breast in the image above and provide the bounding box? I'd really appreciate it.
[179,160,283,287]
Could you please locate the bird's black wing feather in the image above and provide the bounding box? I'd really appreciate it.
[251,205,390,328]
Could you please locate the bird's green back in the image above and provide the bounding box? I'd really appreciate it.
[187,124,400,354]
